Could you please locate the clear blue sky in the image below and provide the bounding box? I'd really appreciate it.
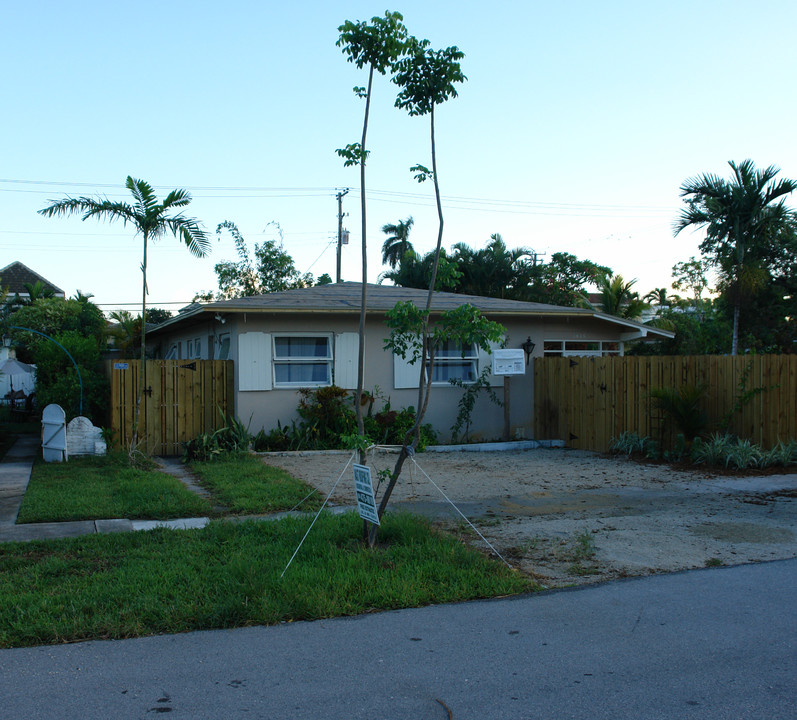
[3,0,796,314]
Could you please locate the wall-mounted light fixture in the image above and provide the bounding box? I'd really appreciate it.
[214,314,226,324]
[521,336,535,364]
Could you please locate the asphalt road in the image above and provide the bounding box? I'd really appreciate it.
[1,559,795,720]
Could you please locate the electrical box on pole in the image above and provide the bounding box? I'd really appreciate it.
[336,189,349,282]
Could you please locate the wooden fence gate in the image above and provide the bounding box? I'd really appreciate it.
[533,355,797,453]
[109,359,234,456]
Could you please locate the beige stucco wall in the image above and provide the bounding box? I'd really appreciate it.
[229,312,536,443]
[152,309,642,444]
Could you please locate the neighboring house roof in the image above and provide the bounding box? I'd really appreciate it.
[149,282,674,341]
[0,261,65,297]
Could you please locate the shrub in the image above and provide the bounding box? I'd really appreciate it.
[252,388,437,452]
[297,385,356,449]
[183,414,250,462]
[649,384,708,441]
[691,433,735,466]
[609,431,650,456]
[760,440,797,468]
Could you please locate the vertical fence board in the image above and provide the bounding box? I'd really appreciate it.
[108,359,234,456]
[533,355,796,452]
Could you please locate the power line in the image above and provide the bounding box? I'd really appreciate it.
[0,177,674,215]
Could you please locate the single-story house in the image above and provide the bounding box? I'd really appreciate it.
[147,282,674,442]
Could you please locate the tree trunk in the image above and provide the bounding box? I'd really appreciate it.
[368,107,444,547]
[355,64,374,452]
[131,230,148,453]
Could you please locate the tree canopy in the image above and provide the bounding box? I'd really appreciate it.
[209,221,313,300]
[382,237,610,308]
[674,159,797,354]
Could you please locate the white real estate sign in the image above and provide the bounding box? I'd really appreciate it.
[352,463,380,525]
[492,349,526,376]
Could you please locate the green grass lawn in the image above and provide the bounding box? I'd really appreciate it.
[0,512,534,648]
[17,453,214,523]
[17,453,323,523]
[189,454,323,514]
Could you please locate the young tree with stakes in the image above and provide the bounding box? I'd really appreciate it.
[39,177,210,452]
[337,11,409,449]
[365,35,505,547]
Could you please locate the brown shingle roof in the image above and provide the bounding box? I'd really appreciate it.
[0,262,65,297]
[149,282,674,340]
[199,282,591,315]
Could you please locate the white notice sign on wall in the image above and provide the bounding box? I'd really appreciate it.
[493,349,526,376]
[352,463,380,525]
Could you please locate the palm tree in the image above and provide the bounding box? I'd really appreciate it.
[644,288,670,307]
[674,160,797,355]
[12,280,55,306]
[380,216,414,268]
[39,176,210,449]
[596,275,647,320]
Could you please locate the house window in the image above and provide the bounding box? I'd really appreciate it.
[216,333,230,360]
[187,338,201,359]
[428,341,478,384]
[543,340,623,357]
[164,344,178,360]
[273,335,332,386]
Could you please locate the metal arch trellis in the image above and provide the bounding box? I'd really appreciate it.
[7,325,83,416]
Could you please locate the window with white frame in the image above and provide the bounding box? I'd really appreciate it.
[543,340,622,357]
[428,341,479,384]
[273,335,332,386]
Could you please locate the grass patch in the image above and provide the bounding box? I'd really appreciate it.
[0,512,533,648]
[189,454,322,514]
[17,453,213,523]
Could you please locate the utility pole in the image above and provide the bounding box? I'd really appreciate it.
[336,189,349,283]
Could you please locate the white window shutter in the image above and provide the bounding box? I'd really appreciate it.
[393,352,420,389]
[334,333,359,389]
[478,342,501,385]
[239,332,272,391]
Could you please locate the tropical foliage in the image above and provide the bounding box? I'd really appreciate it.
[674,159,797,354]
[8,296,108,422]
[383,237,610,308]
[208,221,313,300]
[593,275,647,319]
[39,177,210,449]
[380,216,415,269]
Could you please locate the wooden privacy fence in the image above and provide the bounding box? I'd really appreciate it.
[533,355,797,453]
[108,359,234,456]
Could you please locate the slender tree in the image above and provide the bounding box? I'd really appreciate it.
[674,160,797,354]
[380,216,415,269]
[39,176,209,451]
[337,11,408,446]
[671,257,709,315]
[367,36,469,544]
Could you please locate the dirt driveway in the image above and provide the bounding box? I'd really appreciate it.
[262,447,797,588]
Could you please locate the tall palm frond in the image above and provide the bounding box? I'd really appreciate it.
[39,176,210,453]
